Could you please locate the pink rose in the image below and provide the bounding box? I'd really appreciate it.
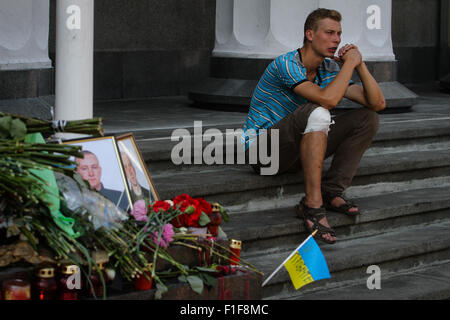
[130,200,148,222]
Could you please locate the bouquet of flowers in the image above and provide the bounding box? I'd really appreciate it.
[129,194,229,250]
[0,112,260,299]
[127,195,263,298]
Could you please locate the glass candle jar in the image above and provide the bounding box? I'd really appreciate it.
[59,264,81,300]
[134,263,153,291]
[86,262,106,299]
[207,208,222,237]
[2,279,31,300]
[32,265,58,300]
[229,239,242,265]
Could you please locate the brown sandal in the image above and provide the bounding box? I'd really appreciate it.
[322,192,360,216]
[295,198,337,245]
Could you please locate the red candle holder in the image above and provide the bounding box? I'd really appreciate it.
[86,262,106,298]
[2,279,31,300]
[135,263,153,291]
[229,239,242,265]
[58,264,81,300]
[207,211,222,237]
[32,265,58,300]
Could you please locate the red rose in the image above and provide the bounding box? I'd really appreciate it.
[173,194,193,205]
[152,200,171,213]
[195,197,212,215]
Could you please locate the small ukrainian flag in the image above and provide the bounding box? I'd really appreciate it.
[262,231,331,290]
[283,236,331,289]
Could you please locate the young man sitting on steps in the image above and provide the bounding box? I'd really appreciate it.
[242,8,386,244]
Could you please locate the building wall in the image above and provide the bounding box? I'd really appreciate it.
[48,0,215,100]
[45,0,448,100]
[391,0,448,83]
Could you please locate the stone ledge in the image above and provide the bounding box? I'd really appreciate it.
[211,57,397,83]
[0,68,54,100]
[255,219,450,293]
[440,73,450,92]
[0,96,54,120]
[109,270,263,300]
[188,78,418,112]
[292,260,450,300]
[222,186,450,253]
[151,149,450,200]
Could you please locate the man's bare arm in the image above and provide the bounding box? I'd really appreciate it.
[293,49,361,110]
[344,62,386,112]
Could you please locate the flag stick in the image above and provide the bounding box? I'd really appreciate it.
[261,230,317,287]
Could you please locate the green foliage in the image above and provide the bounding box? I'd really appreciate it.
[198,211,211,227]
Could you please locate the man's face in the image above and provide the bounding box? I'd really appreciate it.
[308,18,342,58]
[76,153,102,190]
[122,154,138,186]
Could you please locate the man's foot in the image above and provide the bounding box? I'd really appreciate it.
[295,198,337,244]
[323,192,360,216]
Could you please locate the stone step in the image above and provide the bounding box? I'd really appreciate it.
[188,79,418,112]
[222,186,450,256]
[145,138,450,176]
[136,114,450,164]
[285,259,450,300]
[151,149,450,207]
[256,219,450,299]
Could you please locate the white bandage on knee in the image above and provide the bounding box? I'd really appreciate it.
[303,107,334,135]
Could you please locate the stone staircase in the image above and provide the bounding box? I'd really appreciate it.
[118,94,450,300]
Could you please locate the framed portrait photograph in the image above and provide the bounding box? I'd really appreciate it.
[63,135,132,212]
[116,133,160,206]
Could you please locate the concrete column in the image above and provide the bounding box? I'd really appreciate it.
[55,0,94,121]
[213,0,395,61]
[320,0,394,61]
[214,0,317,58]
[0,0,51,70]
[190,0,417,111]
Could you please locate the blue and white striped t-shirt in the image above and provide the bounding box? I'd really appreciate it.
[242,49,348,149]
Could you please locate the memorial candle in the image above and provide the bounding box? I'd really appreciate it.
[229,239,242,265]
[2,279,31,300]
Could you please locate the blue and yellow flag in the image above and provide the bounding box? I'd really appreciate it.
[262,232,331,289]
[283,236,330,290]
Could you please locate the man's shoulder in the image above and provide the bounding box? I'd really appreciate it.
[269,49,302,74]
[276,49,300,63]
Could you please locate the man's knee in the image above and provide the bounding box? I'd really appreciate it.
[304,106,332,135]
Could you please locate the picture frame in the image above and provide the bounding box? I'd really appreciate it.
[116,132,160,206]
[62,135,133,212]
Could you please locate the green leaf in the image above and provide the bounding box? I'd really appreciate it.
[186,275,204,295]
[155,283,168,300]
[10,118,27,139]
[0,116,12,138]
[199,273,217,288]
[184,205,195,214]
[198,211,211,227]
[217,226,228,239]
[178,275,187,283]
[195,266,218,274]
[220,207,229,222]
